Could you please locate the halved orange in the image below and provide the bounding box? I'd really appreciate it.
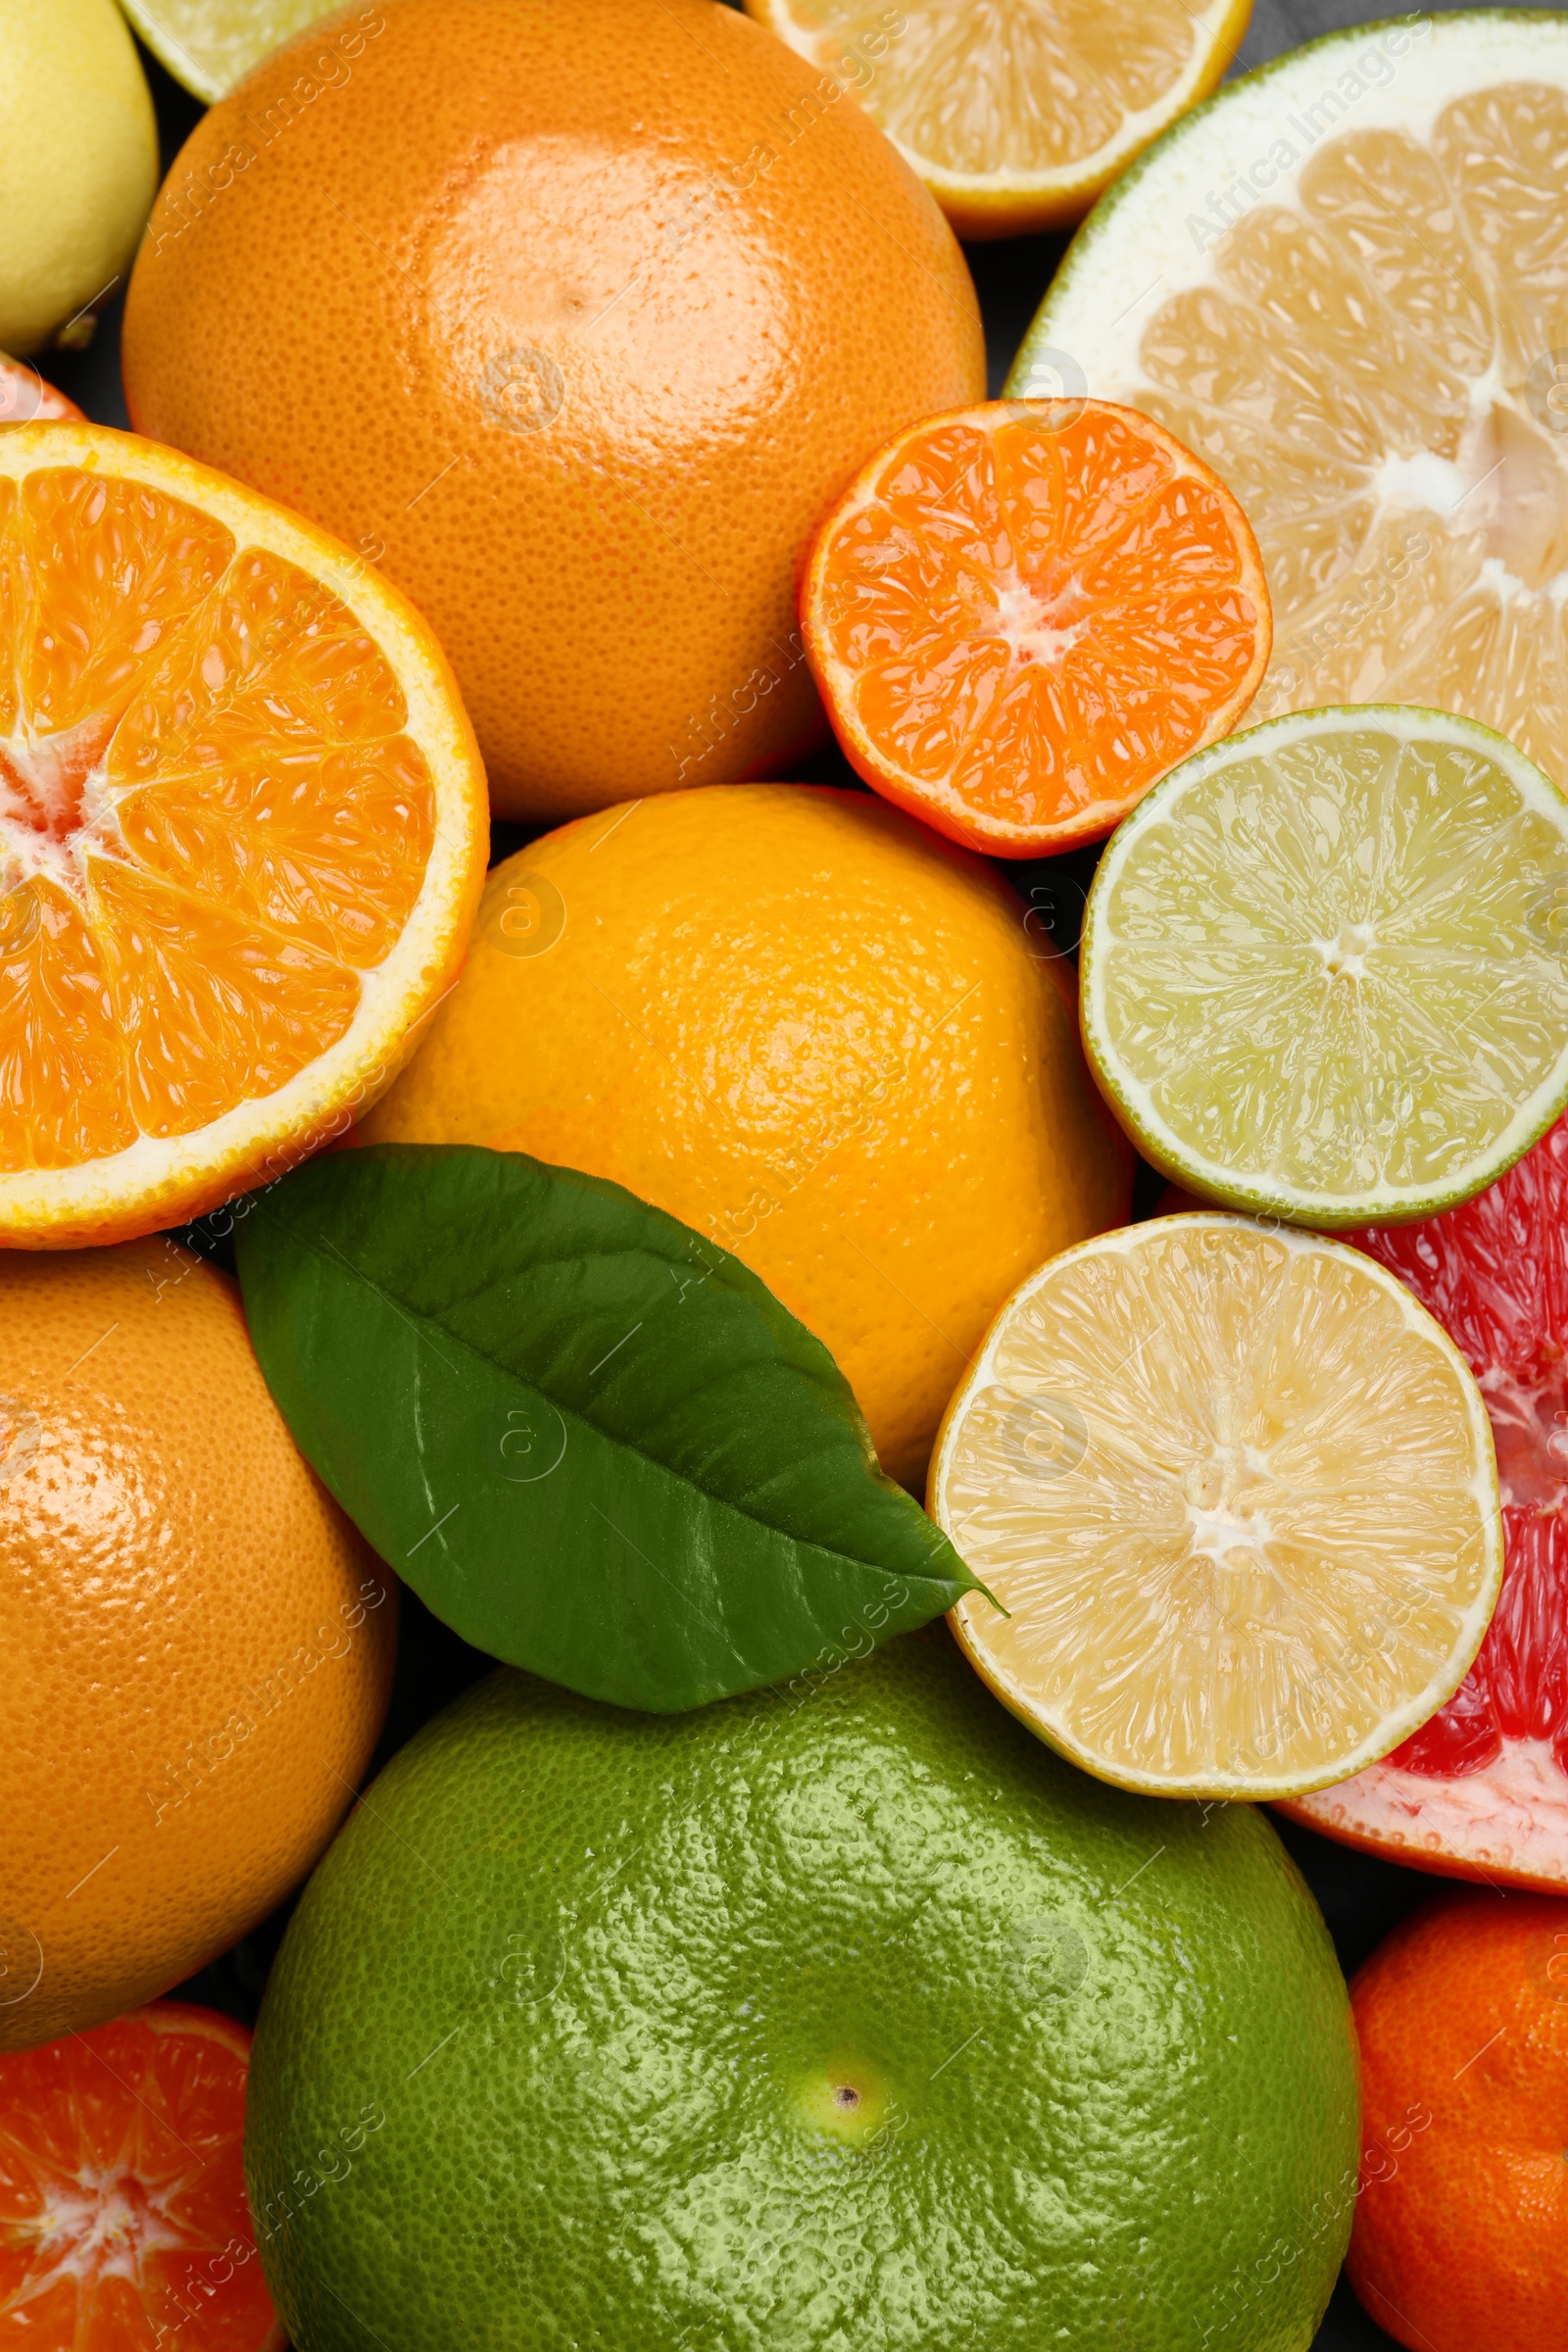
[0,422,486,1247]
[0,2000,284,2349]
[800,399,1271,856]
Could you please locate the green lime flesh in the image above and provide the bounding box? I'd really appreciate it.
[1078,706,1568,1226]
[119,0,352,102]
[245,1635,1358,2351]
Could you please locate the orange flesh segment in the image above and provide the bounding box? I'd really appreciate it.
[0,2004,279,2350]
[808,401,1268,850]
[0,469,436,1173]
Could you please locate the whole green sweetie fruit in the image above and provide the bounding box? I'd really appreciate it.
[245,1635,1358,2349]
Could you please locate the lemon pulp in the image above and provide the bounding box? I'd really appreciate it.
[746,0,1248,229]
[933,1216,1503,1799]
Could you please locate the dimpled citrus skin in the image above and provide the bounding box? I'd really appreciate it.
[246,1635,1358,2352]
[1348,1890,1568,2352]
[361,785,1132,1487]
[120,0,986,824]
[0,1244,396,2052]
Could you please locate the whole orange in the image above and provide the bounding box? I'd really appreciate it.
[1348,1888,1568,2352]
[120,0,985,825]
[0,1243,396,2052]
[361,784,1134,1488]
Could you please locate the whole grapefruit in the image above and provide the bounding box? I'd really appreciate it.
[245,1635,1358,2352]
[360,785,1133,1487]
[121,0,985,823]
[0,1244,396,2052]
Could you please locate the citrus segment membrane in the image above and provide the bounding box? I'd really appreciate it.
[1080,707,1568,1224]
[931,1217,1503,1799]
[802,400,1270,856]
[1,480,427,1159]
[1014,19,1568,789]
[0,425,484,1243]
[746,0,1250,232]
[0,2001,283,2349]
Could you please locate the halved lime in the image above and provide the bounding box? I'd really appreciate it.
[1079,706,1568,1226]
[931,1215,1503,1801]
[119,0,345,102]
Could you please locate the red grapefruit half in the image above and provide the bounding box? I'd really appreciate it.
[1278,1116,1568,1890]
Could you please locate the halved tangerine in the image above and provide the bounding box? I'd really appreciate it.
[0,422,486,1247]
[0,2000,284,2349]
[800,399,1271,856]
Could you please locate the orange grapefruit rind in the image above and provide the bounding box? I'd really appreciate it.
[800,398,1271,858]
[0,422,487,1248]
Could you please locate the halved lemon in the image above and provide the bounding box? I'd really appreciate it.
[1011,11,1568,786]
[930,1215,1503,1801]
[744,0,1250,238]
[0,422,486,1247]
[1079,706,1568,1228]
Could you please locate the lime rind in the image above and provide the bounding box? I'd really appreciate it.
[932,1213,1505,1801]
[1079,704,1568,1228]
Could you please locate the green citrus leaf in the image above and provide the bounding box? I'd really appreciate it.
[233,1144,979,1709]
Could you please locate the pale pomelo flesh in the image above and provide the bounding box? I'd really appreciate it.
[1012,13,1568,790]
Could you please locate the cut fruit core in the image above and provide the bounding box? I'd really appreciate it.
[1080,711,1568,1220]
[0,2002,279,2348]
[932,1217,1503,1798]
[0,466,436,1174]
[1120,79,1568,787]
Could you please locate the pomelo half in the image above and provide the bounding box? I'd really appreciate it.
[1010,10,1568,791]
